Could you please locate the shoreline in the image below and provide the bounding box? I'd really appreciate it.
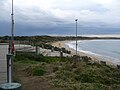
[52,40,117,67]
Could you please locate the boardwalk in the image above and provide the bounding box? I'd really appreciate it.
[0,44,8,84]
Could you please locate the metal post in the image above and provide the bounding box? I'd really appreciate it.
[11,0,14,54]
[0,0,21,89]
[7,54,13,83]
[19,41,20,49]
[8,38,11,54]
[75,19,78,55]
[36,46,39,55]
[24,41,25,50]
[7,0,14,83]
[60,51,63,57]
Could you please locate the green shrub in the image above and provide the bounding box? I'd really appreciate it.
[33,68,45,76]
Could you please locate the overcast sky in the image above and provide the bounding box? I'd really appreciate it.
[0,0,120,36]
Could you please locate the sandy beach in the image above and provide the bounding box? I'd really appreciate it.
[52,40,117,67]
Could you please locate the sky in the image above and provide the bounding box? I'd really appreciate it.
[0,0,120,36]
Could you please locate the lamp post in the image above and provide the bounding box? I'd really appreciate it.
[0,0,22,89]
[0,0,22,90]
[11,0,14,54]
[7,0,14,83]
[8,0,14,54]
[7,0,15,84]
[75,19,78,55]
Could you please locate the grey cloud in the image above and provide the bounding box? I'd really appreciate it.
[0,0,120,35]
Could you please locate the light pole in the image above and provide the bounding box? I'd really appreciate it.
[11,0,14,54]
[7,0,14,83]
[0,0,21,89]
[75,19,78,55]
[8,0,14,54]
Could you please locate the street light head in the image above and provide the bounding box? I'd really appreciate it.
[75,19,78,21]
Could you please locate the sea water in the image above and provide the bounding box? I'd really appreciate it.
[66,40,120,64]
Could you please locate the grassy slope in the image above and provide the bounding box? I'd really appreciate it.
[13,52,120,90]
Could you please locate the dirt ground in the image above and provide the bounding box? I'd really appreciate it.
[13,62,63,90]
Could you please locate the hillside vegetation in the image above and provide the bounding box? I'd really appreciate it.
[13,52,120,90]
[1,36,120,44]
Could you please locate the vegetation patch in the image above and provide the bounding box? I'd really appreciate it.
[33,68,45,76]
[13,51,120,90]
[14,51,67,63]
[25,66,45,76]
[36,43,71,54]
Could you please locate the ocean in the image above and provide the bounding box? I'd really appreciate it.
[66,39,120,65]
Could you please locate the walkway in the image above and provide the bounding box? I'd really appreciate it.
[0,44,8,84]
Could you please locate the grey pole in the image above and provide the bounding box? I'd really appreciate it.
[7,54,13,83]
[7,0,14,83]
[19,41,20,49]
[7,0,14,84]
[0,0,22,89]
[75,19,78,55]
[11,0,14,54]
